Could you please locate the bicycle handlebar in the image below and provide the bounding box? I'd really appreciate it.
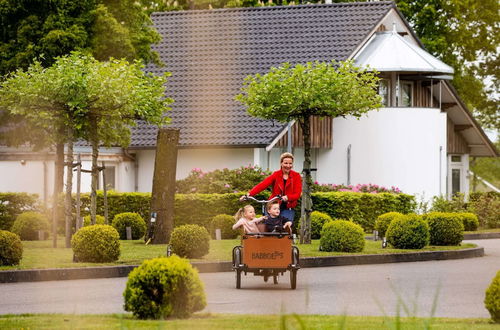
[242,195,281,204]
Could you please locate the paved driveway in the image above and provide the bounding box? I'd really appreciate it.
[0,239,498,318]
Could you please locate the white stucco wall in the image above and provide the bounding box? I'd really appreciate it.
[316,107,448,198]
[135,148,254,193]
[0,160,54,202]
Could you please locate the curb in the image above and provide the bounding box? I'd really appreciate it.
[463,232,500,240]
[0,247,484,283]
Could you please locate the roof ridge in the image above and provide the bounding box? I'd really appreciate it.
[152,1,395,17]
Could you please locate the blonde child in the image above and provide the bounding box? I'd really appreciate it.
[232,205,266,233]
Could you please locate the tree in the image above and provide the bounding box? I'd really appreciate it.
[237,60,381,243]
[0,52,172,245]
[66,53,172,226]
[394,0,499,132]
[0,0,161,75]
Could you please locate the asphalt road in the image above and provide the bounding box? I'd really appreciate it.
[0,239,498,318]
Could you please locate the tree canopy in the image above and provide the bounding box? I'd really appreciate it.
[237,60,381,122]
[0,0,161,76]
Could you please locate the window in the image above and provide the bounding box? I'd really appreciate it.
[397,81,413,107]
[99,165,116,190]
[451,168,460,196]
[451,155,462,162]
[378,79,390,107]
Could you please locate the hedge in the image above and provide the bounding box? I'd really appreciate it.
[6,191,416,233]
[0,193,39,231]
[312,192,416,231]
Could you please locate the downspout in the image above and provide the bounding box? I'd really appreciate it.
[123,148,138,192]
[347,144,351,186]
[439,146,442,195]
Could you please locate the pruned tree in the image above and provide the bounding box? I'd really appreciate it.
[69,53,172,226]
[237,60,382,243]
[0,52,172,246]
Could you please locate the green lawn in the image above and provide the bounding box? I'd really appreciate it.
[0,314,497,329]
[0,236,477,271]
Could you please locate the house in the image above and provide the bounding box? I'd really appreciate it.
[0,1,497,202]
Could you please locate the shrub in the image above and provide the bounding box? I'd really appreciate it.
[319,220,365,253]
[375,212,403,238]
[424,212,464,246]
[11,212,50,240]
[430,193,467,213]
[170,225,210,258]
[468,193,500,229]
[112,213,147,240]
[310,211,333,239]
[83,215,105,227]
[313,183,402,194]
[123,255,206,319]
[71,225,120,262]
[485,270,500,323]
[176,165,271,194]
[0,193,39,231]
[457,212,479,231]
[209,214,237,239]
[386,214,429,249]
[0,230,23,266]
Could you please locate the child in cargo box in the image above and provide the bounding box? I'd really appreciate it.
[264,200,292,233]
[232,205,266,234]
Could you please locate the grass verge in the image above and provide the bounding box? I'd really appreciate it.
[0,237,477,271]
[0,313,497,329]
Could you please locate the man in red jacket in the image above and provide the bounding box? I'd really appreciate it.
[241,152,302,223]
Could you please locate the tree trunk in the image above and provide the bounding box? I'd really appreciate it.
[52,143,65,248]
[75,154,82,231]
[102,161,109,224]
[64,138,74,248]
[90,117,99,225]
[299,116,313,244]
[150,128,179,244]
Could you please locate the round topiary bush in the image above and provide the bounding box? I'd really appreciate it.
[386,214,429,249]
[209,214,238,239]
[485,270,500,323]
[310,211,333,239]
[112,212,147,240]
[83,215,105,227]
[0,230,23,266]
[375,212,403,238]
[425,212,464,246]
[170,225,210,259]
[123,255,206,319]
[11,211,50,240]
[319,220,365,253]
[457,212,479,231]
[71,224,120,262]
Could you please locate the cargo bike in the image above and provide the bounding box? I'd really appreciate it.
[232,196,300,289]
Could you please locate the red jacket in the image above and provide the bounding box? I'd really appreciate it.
[249,170,302,209]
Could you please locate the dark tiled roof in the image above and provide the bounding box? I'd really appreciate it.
[130,2,394,148]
